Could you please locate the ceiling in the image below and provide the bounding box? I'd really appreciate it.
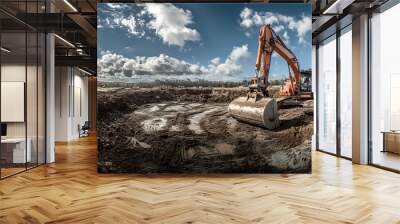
[0,0,97,75]
[312,0,389,44]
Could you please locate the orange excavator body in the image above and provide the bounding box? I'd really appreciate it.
[228,24,310,129]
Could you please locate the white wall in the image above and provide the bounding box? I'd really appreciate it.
[74,73,89,136]
[55,66,70,141]
[55,67,89,141]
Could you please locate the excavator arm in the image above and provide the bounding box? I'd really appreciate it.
[255,25,300,96]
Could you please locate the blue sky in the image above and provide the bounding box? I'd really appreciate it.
[97,3,311,82]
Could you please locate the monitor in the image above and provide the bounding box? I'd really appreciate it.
[1,123,7,137]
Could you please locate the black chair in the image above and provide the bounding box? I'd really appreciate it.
[79,121,90,138]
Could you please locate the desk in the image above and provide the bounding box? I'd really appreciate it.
[1,138,31,163]
[382,131,400,154]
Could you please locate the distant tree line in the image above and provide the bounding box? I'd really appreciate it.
[98,76,306,89]
[98,79,250,88]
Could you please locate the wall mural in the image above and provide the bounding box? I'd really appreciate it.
[97,3,313,173]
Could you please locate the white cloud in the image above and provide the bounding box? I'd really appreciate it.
[119,16,139,35]
[98,45,250,81]
[282,31,290,45]
[98,52,207,78]
[274,25,284,33]
[239,7,254,28]
[239,7,311,44]
[211,45,250,76]
[105,3,127,9]
[98,12,145,37]
[100,49,112,56]
[229,45,250,61]
[141,3,200,47]
[97,52,128,78]
[211,57,220,65]
[287,16,311,44]
[240,8,279,29]
[99,3,201,48]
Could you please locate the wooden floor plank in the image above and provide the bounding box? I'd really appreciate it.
[0,135,400,223]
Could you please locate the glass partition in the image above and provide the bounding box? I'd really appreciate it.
[317,35,337,154]
[1,31,28,177]
[0,1,46,179]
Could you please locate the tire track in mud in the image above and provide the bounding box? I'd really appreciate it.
[132,101,312,153]
[134,102,227,134]
[188,107,223,134]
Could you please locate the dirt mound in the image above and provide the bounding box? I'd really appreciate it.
[97,87,313,173]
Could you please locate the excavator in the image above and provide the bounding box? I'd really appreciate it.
[228,24,311,130]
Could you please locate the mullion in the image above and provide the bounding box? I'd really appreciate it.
[0,20,2,179]
[336,28,341,157]
[25,0,28,171]
[36,0,39,168]
[315,45,319,151]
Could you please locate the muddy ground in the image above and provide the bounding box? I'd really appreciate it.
[97,86,313,173]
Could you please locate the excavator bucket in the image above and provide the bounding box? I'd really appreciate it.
[228,96,280,129]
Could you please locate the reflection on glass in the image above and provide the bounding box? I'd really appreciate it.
[317,35,337,154]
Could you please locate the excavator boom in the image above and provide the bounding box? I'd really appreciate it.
[256,25,301,96]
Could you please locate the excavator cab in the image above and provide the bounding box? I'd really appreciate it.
[280,74,298,97]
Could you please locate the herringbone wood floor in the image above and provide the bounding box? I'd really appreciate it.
[1,135,400,224]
